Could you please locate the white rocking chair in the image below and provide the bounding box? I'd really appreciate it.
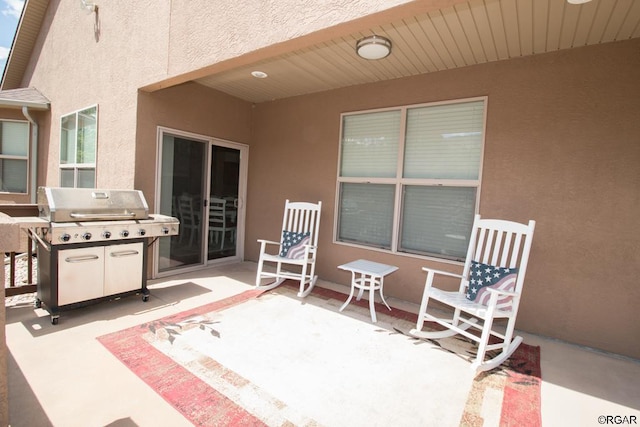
[256,200,322,297]
[410,214,536,373]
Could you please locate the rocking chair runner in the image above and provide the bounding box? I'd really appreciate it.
[256,200,322,297]
[410,214,536,373]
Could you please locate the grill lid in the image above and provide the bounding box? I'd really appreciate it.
[38,187,149,222]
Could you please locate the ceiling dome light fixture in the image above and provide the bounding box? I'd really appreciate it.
[356,35,392,60]
[566,0,592,4]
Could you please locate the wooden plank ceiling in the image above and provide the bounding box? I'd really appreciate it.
[195,0,640,103]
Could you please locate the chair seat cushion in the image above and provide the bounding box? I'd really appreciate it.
[465,261,518,309]
[280,231,311,259]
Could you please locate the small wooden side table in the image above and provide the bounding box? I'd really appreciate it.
[338,259,399,322]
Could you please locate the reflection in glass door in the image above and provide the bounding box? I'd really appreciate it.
[156,128,247,275]
[157,133,207,271]
[207,145,240,262]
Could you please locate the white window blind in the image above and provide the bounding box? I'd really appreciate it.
[338,183,395,248]
[77,168,96,188]
[0,121,29,193]
[404,101,484,180]
[0,159,28,193]
[336,98,485,260]
[400,186,476,258]
[340,110,400,178]
[1,122,29,156]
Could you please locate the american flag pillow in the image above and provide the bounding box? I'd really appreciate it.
[466,261,518,310]
[279,231,311,259]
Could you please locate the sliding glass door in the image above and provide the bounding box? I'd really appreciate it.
[155,128,247,275]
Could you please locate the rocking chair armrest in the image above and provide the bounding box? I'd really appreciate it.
[257,238,280,246]
[421,267,464,280]
[486,288,518,298]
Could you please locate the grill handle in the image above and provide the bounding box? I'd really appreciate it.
[65,255,100,263]
[69,212,137,220]
[109,250,140,258]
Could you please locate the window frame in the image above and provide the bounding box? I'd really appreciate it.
[60,104,98,188]
[334,96,487,263]
[0,119,30,194]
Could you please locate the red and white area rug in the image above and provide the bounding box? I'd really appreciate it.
[97,283,541,426]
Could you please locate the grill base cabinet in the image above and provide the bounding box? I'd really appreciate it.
[36,238,148,324]
[31,186,179,324]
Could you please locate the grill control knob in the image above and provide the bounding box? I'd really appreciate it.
[82,232,92,241]
[103,231,112,239]
[121,230,130,238]
[60,234,71,243]
[138,229,146,236]
[161,227,169,235]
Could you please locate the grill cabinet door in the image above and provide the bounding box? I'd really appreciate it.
[104,242,144,296]
[58,246,105,305]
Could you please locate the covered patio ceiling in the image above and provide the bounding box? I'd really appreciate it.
[190,0,640,103]
[4,0,638,104]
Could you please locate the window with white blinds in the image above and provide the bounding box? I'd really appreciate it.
[0,120,29,193]
[336,98,486,261]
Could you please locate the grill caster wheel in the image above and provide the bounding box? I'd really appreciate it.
[142,294,149,302]
[51,316,59,325]
[35,299,42,308]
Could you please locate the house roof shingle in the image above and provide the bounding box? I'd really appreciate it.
[0,87,50,110]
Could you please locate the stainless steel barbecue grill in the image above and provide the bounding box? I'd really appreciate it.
[27,187,179,324]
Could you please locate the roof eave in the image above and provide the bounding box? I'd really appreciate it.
[0,98,49,110]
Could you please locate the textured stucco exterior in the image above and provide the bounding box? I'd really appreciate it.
[18,0,421,192]
[163,0,413,76]
[0,7,638,419]
[246,39,640,359]
[134,82,253,209]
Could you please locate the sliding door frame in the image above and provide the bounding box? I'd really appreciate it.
[152,126,249,278]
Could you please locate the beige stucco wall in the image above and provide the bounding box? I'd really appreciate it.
[134,82,253,210]
[22,1,173,190]
[19,0,422,194]
[163,0,415,77]
[247,39,640,359]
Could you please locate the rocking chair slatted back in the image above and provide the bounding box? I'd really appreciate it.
[281,201,321,249]
[465,217,534,295]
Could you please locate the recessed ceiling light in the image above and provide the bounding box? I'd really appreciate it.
[251,71,268,79]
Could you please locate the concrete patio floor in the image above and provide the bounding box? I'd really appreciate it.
[5,261,640,427]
